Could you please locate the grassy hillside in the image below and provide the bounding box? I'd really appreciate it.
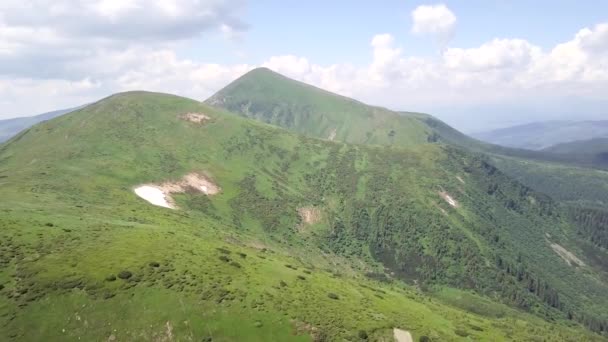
[472,120,608,150]
[0,91,607,340]
[208,68,608,174]
[206,68,432,146]
[491,155,608,208]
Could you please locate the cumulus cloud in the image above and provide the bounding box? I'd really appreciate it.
[411,4,456,47]
[0,0,248,80]
[0,0,247,42]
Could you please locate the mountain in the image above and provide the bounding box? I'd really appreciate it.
[207,68,608,332]
[0,107,80,143]
[472,121,608,150]
[1,90,606,340]
[544,137,608,155]
[206,67,433,146]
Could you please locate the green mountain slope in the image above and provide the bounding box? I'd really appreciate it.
[1,91,607,340]
[206,67,432,146]
[207,68,608,172]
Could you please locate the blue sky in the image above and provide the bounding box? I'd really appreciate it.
[0,1,607,131]
[190,1,608,65]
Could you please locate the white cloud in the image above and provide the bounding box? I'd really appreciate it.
[443,39,541,72]
[411,4,456,46]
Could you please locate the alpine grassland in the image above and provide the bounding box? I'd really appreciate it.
[0,84,606,340]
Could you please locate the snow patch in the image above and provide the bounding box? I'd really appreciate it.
[134,185,174,209]
[134,172,219,209]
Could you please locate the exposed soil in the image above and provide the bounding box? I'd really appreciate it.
[393,328,413,342]
[134,172,220,209]
[180,112,210,124]
[298,207,322,224]
[550,243,585,267]
[297,207,322,232]
[328,128,337,141]
[439,191,459,208]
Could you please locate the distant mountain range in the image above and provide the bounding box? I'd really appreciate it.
[472,120,608,150]
[0,107,81,143]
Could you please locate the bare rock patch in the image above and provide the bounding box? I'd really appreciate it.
[439,191,459,208]
[180,112,210,124]
[550,242,585,267]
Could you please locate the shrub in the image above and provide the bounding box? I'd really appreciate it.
[303,269,312,274]
[105,275,117,282]
[216,247,231,254]
[238,252,247,258]
[327,293,339,300]
[202,337,213,342]
[229,261,241,268]
[469,324,483,331]
[358,330,368,340]
[149,261,160,267]
[454,329,469,337]
[45,223,54,227]
[279,280,287,287]
[419,336,431,342]
[117,271,132,280]
[297,275,306,280]
[0,284,3,290]
[218,255,230,262]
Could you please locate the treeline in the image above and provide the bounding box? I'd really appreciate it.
[495,255,561,310]
[568,206,608,249]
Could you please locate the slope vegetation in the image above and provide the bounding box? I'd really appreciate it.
[0,91,605,340]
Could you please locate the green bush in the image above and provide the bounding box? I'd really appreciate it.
[297,275,306,280]
[216,247,231,254]
[218,255,230,262]
[149,261,160,267]
[117,271,132,280]
[357,330,368,339]
[105,275,117,282]
[279,280,287,287]
[454,329,469,337]
[238,252,247,258]
[229,261,241,268]
[419,336,431,342]
[327,293,339,300]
